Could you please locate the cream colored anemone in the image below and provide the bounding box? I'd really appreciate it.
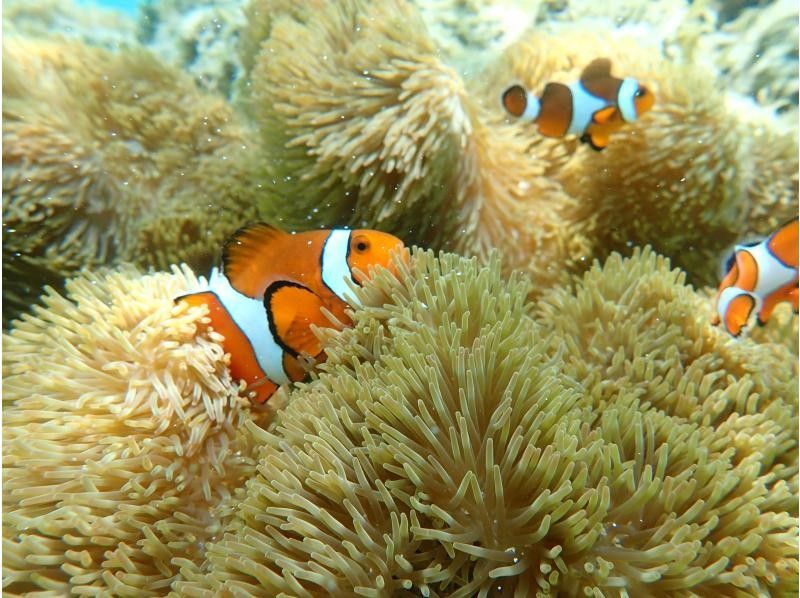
[480,28,798,288]
[2,36,262,323]
[3,265,260,594]
[174,248,798,595]
[243,0,583,291]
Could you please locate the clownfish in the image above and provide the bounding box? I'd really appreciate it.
[501,58,655,150]
[712,217,798,337]
[176,223,406,404]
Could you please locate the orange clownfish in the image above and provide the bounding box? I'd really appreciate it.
[176,223,406,404]
[501,58,655,150]
[712,217,798,337]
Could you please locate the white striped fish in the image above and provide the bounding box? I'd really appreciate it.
[177,223,405,404]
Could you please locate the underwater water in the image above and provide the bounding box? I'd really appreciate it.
[3,0,799,596]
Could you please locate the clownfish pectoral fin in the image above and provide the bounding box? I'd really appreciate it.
[502,84,541,121]
[757,282,799,325]
[592,106,617,125]
[580,132,608,151]
[265,281,329,359]
[580,58,613,83]
[723,293,756,337]
[222,222,288,298]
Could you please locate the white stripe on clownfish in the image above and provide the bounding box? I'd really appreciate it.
[321,229,362,307]
[617,77,640,123]
[565,80,609,135]
[738,240,797,297]
[520,94,541,121]
[207,267,291,385]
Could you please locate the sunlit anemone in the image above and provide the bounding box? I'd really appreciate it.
[2,36,263,324]
[2,265,260,595]
[175,248,798,595]
[242,0,584,291]
[480,28,798,287]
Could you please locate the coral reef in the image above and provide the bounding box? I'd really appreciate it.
[686,0,798,114]
[539,0,704,71]
[2,36,263,325]
[2,0,138,49]
[410,0,538,76]
[2,265,261,595]
[174,248,798,596]
[137,0,247,98]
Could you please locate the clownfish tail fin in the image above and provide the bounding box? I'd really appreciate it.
[501,84,540,121]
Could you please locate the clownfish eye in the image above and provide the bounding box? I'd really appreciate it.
[635,87,648,98]
[353,237,370,253]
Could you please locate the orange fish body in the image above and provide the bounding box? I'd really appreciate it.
[177,224,405,404]
[712,218,799,336]
[501,58,655,150]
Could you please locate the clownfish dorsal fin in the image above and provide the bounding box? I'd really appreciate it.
[265,280,329,359]
[222,222,289,298]
[580,58,613,83]
[767,217,799,269]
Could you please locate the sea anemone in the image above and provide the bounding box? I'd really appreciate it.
[481,28,799,288]
[2,265,260,595]
[244,0,470,245]
[242,0,583,290]
[173,248,798,595]
[536,246,798,472]
[2,36,262,324]
[410,0,537,75]
[694,0,798,113]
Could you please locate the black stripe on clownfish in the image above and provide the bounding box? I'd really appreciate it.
[501,58,655,150]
